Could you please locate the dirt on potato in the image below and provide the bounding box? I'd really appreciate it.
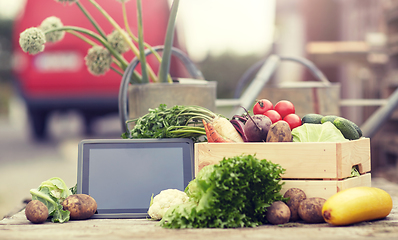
[25,200,48,224]
[266,201,291,225]
[283,188,307,222]
[298,197,326,223]
[62,194,97,220]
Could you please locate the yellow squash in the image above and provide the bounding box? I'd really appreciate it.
[322,186,393,226]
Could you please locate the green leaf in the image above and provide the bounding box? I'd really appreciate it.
[38,177,72,202]
[69,183,77,195]
[51,205,70,223]
[128,104,217,142]
[30,177,72,223]
[292,122,349,142]
[160,155,286,228]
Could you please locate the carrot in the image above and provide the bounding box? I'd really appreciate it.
[202,119,214,142]
[204,120,234,143]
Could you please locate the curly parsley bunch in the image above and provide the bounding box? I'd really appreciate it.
[124,104,218,142]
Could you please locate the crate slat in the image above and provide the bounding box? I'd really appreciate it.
[280,173,372,199]
[194,138,370,179]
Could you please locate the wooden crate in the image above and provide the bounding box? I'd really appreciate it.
[194,138,371,199]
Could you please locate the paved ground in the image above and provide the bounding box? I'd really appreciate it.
[0,177,397,240]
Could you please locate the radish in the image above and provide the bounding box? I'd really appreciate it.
[244,114,272,142]
[211,116,244,142]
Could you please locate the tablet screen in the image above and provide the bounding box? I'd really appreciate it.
[77,139,194,218]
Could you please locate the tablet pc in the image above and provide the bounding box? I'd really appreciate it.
[77,138,194,219]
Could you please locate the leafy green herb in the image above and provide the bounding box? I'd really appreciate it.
[69,183,77,195]
[350,166,361,178]
[29,177,72,223]
[160,155,286,228]
[123,104,219,142]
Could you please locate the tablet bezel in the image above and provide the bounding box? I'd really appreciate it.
[77,138,194,219]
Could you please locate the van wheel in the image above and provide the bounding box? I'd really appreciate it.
[29,109,49,140]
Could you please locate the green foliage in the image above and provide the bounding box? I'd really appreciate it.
[29,177,72,223]
[160,155,286,228]
[124,104,218,142]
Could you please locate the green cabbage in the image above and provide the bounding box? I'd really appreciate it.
[292,122,349,142]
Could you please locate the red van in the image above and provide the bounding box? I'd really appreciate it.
[12,0,181,139]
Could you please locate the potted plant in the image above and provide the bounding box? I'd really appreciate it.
[18,0,217,132]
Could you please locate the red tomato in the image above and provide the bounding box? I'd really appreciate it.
[263,110,282,124]
[283,113,302,130]
[274,100,295,118]
[253,99,273,115]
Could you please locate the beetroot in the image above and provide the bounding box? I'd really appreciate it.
[244,114,272,142]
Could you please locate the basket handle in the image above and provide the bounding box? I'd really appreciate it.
[118,46,204,134]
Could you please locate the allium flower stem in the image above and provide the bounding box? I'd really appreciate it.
[122,1,172,83]
[87,0,158,82]
[122,3,160,62]
[110,66,123,76]
[66,30,96,46]
[136,0,149,83]
[68,29,126,73]
[45,26,127,68]
[75,1,107,40]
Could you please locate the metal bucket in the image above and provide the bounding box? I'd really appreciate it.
[119,46,217,133]
[127,80,217,120]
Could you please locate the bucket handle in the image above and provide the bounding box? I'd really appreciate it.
[278,55,331,86]
[233,55,331,99]
[231,55,332,116]
[119,46,204,134]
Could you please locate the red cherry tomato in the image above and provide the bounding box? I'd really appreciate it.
[274,100,295,119]
[283,113,302,130]
[253,99,273,115]
[263,110,282,124]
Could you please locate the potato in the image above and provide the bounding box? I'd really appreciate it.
[62,194,97,220]
[266,121,292,142]
[298,197,327,223]
[25,200,49,224]
[266,201,291,225]
[283,188,307,222]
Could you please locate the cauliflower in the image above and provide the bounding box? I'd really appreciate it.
[148,189,189,220]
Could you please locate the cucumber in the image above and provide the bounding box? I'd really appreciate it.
[321,115,339,124]
[301,113,324,124]
[353,122,363,138]
[333,117,360,140]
